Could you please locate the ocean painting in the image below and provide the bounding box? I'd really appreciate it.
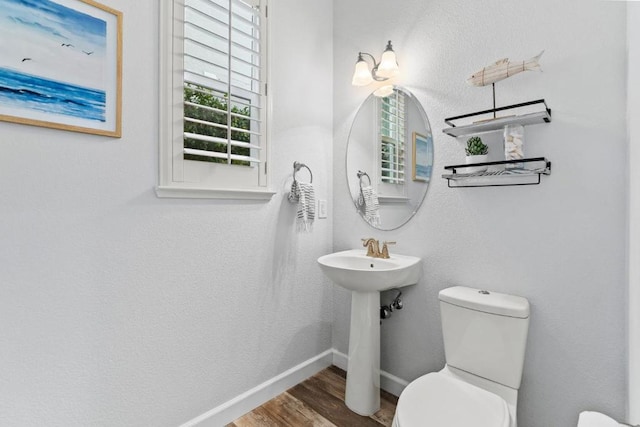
[412,132,434,182]
[0,0,122,136]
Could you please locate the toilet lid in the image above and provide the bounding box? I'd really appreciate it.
[395,373,510,427]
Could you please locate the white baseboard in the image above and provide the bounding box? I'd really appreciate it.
[331,349,409,398]
[179,348,409,427]
[180,349,333,427]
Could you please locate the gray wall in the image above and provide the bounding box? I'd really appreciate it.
[333,1,628,426]
[0,1,334,425]
[628,3,640,423]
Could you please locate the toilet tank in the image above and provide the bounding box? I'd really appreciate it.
[439,286,530,390]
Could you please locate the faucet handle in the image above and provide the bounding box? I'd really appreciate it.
[381,241,396,259]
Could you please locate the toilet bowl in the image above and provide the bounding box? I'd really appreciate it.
[392,369,511,427]
[578,411,634,427]
[392,286,530,427]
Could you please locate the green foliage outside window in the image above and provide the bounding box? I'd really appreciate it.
[183,84,252,165]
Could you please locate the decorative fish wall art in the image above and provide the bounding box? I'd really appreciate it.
[466,51,544,86]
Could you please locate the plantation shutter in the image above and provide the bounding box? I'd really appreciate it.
[182,0,264,166]
[380,90,405,184]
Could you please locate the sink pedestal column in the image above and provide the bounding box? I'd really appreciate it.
[345,291,380,416]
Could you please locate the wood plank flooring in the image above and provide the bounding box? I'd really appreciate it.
[227,365,398,427]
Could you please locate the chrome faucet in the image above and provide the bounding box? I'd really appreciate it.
[362,238,396,259]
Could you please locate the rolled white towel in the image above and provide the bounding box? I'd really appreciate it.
[578,411,623,427]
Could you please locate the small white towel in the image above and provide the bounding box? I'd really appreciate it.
[288,180,315,232]
[578,411,624,427]
[356,185,380,227]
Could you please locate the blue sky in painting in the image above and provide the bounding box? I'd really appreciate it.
[0,0,106,43]
[0,0,107,90]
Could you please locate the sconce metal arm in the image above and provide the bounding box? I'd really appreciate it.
[358,52,388,81]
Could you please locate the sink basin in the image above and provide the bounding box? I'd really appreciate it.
[317,248,422,416]
[317,249,422,292]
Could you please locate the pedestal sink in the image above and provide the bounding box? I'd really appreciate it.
[317,249,422,416]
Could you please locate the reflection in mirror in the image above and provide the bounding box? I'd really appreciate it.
[347,86,434,230]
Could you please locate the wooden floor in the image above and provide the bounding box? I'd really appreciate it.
[227,366,398,427]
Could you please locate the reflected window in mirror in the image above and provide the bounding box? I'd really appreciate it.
[378,89,407,199]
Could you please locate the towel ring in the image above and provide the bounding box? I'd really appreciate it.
[293,161,313,183]
[357,170,371,188]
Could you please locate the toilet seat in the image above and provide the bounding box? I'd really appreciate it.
[394,372,511,427]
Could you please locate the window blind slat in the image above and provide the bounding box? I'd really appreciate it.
[381,160,405,166]
[186,4,260,47]
[228,82,261,97]
[184,117,262,137]
[185,54,229,75]
[231,54,260,70]
[184,132,262,150]
[184,59,260,83]
[185,5,229,32]
[230,40,260,57]
[230,68,260,83]
[232,0,260,12]
[184,148,262,163]
[380,168,405,175]
[184,33,261,61]
[184,101,263,123]
[186,69,262,95]
[231,27,259,44]
[231,12,259,31]
[184,88,263,113]
[184,31,229,54]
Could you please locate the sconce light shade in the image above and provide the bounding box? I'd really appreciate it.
[352,54,374,86]
[376,41,399,79]
[351,53,373,86]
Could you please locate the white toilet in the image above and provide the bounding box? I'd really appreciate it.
[392,286,530,427]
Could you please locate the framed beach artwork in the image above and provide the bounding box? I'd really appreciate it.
[0,0,122,137]
[412,132,433,182]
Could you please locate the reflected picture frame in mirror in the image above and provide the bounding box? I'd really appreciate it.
[412,132,433,182]
[346,86,434,230]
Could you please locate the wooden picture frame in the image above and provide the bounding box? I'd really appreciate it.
[412,132,433,182]
[0,0,122,137]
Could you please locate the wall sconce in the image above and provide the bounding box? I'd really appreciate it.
[351,40,399,87]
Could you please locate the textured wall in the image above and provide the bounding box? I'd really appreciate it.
[629,3,640,423]
[333,1,627,426]
[0,1,334,426]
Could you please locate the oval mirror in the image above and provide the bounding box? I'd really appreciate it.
[346,86,434,230]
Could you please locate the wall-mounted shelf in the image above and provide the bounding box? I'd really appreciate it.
[443,99,552,138]
[442,157,551,188]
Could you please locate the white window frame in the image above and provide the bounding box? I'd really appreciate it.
[157,0,273,199]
